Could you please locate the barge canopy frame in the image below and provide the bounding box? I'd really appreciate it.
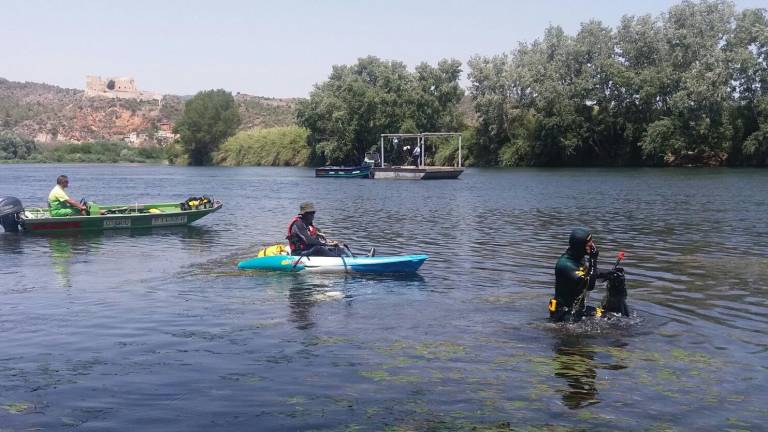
[379,132,463,168]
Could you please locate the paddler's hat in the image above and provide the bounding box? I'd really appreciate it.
[299,202,316,215]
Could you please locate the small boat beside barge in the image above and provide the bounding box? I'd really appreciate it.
[314,164,372,178]
[315,152,377,178]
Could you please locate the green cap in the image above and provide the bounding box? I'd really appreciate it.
[299,202,316,214]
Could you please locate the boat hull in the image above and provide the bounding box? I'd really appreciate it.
[19,202,222,233]
[315,165,372,178]
[372,166,463,180]
[238,254,428,273]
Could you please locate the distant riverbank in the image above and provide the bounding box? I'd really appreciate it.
[0,139,167,164]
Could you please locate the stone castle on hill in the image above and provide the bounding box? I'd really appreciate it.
[85,76,161,101]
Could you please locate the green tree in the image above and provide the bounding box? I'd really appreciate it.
[411,59,465,132]
[640,0,735,164]
[466,53,516,165]
[468,0,761,167]
[0,131,37,160]
[297,56,464,165]
[174,89,241,165]
[726,8,768,165]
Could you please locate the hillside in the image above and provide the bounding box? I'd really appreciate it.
[0,78,299,145]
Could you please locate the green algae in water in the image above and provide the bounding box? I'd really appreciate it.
[2,402,30,414]
[376,340,468,361]
[643,424,680,432]
[528,383,555,399]
[220,372,263,384]
[479,294,534,304]
[377,340,409,355]
[360,370,391,382]
[506,400,529,410]
[381,356,423,368]
[307,335,353,346]
[669,348,721,367]
[655,368,680,381]
[286,396,307,405]
[413,341,467,360]
[360,369,425,384]
[726,417,751,427]
[61,417,84,426]
[575,410,597,421]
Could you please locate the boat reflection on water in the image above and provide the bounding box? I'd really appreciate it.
[40,226,212,289]
[282,272,427,331]
[48,237,76,288]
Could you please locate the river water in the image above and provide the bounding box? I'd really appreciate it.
[1,164,766,431]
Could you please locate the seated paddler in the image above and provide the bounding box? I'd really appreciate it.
[48,175,87,217]
[549,227,613,322]
[286,202,344,257]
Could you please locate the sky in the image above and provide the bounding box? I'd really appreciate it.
[2,0,765,98]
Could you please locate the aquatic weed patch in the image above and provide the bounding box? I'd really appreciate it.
[413,341,467,360]
[478,293,537,305]
[219,372,264,384]
[375,340,469,361]
[2,401,31,414]
[306,335,354,346]
[582,344,761,427]
[359,369,427,384]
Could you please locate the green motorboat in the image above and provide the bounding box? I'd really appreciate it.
[0,196,222,233]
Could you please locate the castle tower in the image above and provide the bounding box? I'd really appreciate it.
[84,75,160,101]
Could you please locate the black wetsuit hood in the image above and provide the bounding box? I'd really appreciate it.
[567,228,592,260]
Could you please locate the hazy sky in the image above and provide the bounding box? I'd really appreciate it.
[2,0,765,97]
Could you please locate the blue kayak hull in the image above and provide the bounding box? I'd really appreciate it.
[237,254,428,273]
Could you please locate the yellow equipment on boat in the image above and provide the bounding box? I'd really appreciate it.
[257,244,290,257]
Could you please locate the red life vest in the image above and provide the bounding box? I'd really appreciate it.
[286,215,318,253]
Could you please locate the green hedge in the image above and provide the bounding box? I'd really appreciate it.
[215,126,310,166]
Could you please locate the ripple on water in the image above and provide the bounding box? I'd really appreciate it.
[1,165,767,430]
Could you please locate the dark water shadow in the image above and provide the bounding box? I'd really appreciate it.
[0,231,25,254]
[542,316,639,410]
[552,335,600,409]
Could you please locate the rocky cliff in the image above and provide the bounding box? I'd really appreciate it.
[0,78,298,146]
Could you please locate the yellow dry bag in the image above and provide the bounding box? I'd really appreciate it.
[257,244,290,257]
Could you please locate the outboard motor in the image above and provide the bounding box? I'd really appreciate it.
[0,196,24,232]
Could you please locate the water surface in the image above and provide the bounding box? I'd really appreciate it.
[1,164,766,430]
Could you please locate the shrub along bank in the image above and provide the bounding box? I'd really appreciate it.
[215,126,311,166]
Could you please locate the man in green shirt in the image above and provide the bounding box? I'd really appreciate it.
[48,175,86,217]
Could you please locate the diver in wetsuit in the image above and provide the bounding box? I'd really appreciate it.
[550,228,609,322]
